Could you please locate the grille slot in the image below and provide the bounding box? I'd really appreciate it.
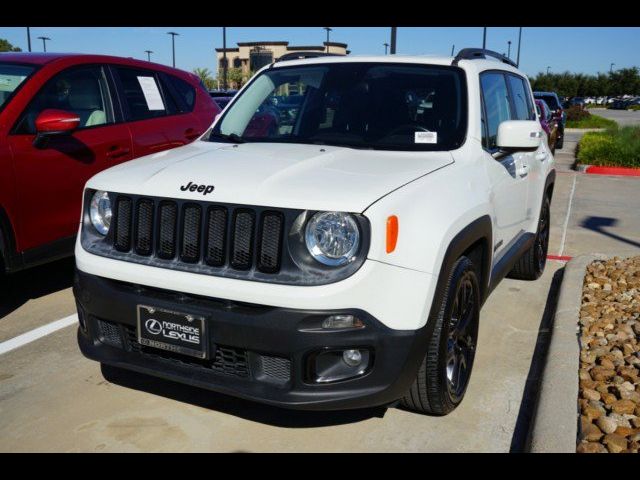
[157,201,178,259]
[257,212,284,273]
[230,210,255,270]
[180,204,202,263]
[205,207,227,267]
[134,199,154,255]
[109,195,286,276]
[114,197,132,251]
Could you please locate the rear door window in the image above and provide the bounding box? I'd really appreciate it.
[114,66,174,121]
[164,74,196,112]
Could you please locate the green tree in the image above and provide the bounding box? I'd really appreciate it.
[0,38,22,52]
[193,67,216,90]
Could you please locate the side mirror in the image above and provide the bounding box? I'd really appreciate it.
[495,120,542,158]
[33,109,80,149]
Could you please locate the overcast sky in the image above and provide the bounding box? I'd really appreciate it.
[2,27,638,77]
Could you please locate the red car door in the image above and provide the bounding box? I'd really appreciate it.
[7,64,133,251]
[111,65,202,157]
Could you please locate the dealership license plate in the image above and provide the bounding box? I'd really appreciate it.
[137,305,207,359]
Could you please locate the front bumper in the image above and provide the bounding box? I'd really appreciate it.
[74,270,429,410]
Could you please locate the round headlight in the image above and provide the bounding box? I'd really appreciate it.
[305,212,360,266]
[90,190,112,235]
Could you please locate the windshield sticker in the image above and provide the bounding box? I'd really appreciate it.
[415,131,437,144]
[137,76,165,111]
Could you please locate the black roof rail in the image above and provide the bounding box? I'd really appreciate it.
[275,52,345,63]
[452,48,518,68]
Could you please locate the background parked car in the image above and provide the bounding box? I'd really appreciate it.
[609,97,629,109]
[0,52,220,274]
[535,99,558,154]
[564,96,586,109]
[534,91,565,149]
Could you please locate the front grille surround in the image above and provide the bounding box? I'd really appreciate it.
[81,190,371,286]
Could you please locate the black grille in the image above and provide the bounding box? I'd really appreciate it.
[157,202,178,259]
[109,195,285,276]
[180,204,202,262]
[114,198,132,251]
[97,319,123,348]
[230,210,255,270]
[205,207,227,266]
[259,354,291,382]
[135,200,154,255]
[122,326,250,378]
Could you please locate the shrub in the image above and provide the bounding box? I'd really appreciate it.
[566,105,591,122]
[577,127,640,168]
[566,112,618,129]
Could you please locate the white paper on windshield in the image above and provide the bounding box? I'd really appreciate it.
[415,131,437,144]
[137,76,165,110]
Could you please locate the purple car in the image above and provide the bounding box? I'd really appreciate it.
[535,99,559,154]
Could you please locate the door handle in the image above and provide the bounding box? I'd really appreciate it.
[518,163,529,178]
[536,152,548,162]
[106,145,131,159]
[184,128,201,141]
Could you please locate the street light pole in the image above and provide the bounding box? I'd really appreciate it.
[482,27,487,49]
[26,27,31,52]
[451,44,455,56]
[383,43,389,55]
[222,27,228,91]
[323,27,332,53]
[167,31,179,68]
[37,36,50,52]
[507,41,511,59]
[610,63,615,73]
[390,27,397,54]
[547,66,551,75]
[516,27,522,67]
[145,50,153,62]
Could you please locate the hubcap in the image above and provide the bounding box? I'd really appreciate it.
[445,273,478,401]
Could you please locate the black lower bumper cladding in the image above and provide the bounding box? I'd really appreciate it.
[73,270,428,410]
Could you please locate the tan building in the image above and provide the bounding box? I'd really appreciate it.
[215,41,349,88]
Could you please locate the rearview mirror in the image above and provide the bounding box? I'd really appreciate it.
[495,120,542,157]
[33,109,80,149]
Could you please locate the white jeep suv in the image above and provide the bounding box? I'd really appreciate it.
[74,49,555,415]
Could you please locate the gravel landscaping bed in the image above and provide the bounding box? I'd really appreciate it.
[578,256,640,453]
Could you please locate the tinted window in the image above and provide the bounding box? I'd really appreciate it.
[0,63,36,112]
[508,75,535,121]
[14,65,112,135]
[167,74,196,111]
[212,63,467,151]
[480,72,511,149]
[115,67,170,121]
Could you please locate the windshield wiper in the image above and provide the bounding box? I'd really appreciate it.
[209,132,246,144]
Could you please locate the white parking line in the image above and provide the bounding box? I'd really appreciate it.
[558,173,577,257]
[0,314,78,356]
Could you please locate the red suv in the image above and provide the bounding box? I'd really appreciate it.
[0,53,219,274]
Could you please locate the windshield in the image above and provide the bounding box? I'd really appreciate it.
[209,62,467,151]
[0,63,36,111]
[535,94,559,110]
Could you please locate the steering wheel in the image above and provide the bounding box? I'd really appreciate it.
[386,124,431,136]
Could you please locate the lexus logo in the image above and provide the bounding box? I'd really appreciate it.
[145,318,162,335]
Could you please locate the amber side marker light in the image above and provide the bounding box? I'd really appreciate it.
[386,215,399,253]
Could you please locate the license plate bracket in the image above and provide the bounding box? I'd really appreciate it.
[137,305,207,359]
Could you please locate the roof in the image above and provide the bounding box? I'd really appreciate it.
[0,52,80,65]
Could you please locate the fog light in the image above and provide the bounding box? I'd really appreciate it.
[322,315,364,330]
[343,349,362,367]
[312,348,371,383]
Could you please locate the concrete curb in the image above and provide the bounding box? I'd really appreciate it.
[528,254,606,452]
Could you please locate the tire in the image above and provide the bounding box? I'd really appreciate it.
[555,130,564,150]
[401,256,480,415]
[508,195,550,281]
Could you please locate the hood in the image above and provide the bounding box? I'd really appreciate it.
[88,141,454,213]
